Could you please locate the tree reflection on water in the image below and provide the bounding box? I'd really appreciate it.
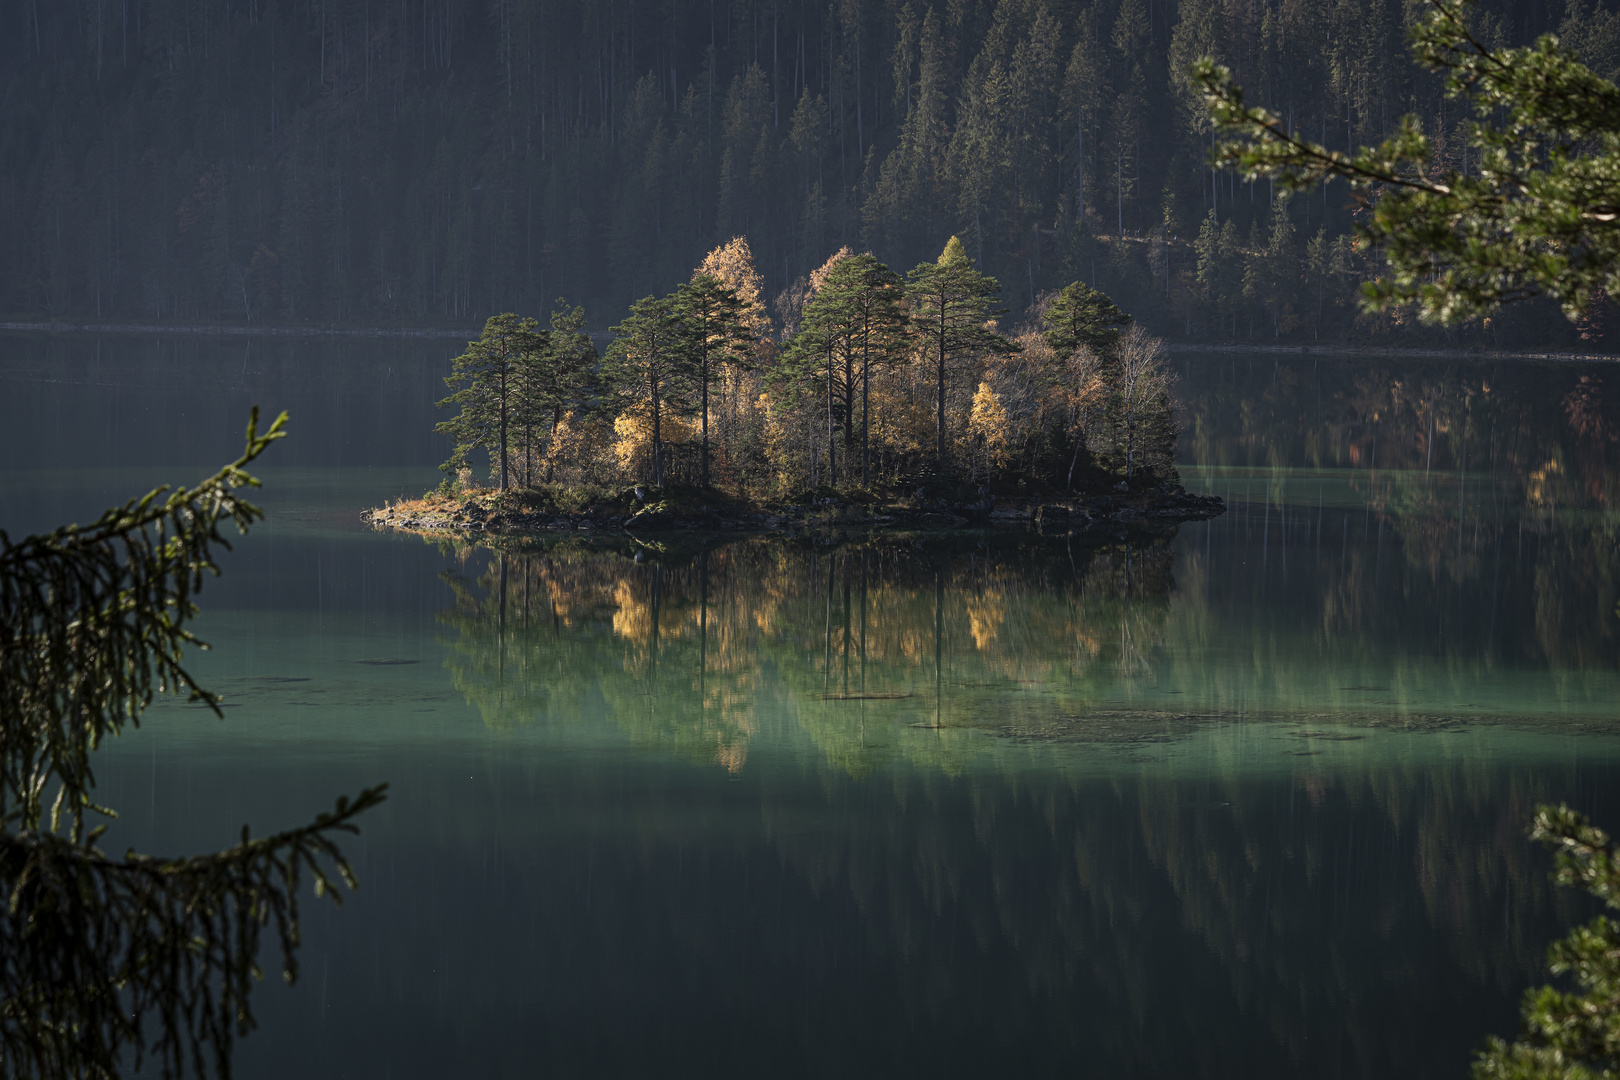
[435,533,1177,773]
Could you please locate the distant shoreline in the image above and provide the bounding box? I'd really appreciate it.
[1165,342,1620,363]
[5,320,1620,363]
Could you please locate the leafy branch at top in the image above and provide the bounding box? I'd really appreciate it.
[1194,0,1620,325]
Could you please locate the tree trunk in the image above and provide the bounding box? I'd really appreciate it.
[701,351,711,489]
[498,364,509,491]
[827,341,836,485]
[842,350,855,471]
[935,311,947,470]
[861,339,871,487]
[651,369,663,487]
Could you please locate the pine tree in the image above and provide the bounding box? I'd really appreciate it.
[814,253,911,484]
[527,301,600,485]
[436,314,549,492]
[905,236,1017,471]
[778,252,856,486]
[677,273,755,488]
[605,294,694,487]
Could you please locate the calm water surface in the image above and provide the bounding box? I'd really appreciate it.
[4,331,1620,1078]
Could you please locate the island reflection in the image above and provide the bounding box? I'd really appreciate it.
[436,533,1177,773]
[407,529,1611,1079]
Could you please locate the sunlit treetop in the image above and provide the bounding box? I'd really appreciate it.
[696,236,771,340]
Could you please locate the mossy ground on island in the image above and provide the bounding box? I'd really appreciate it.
[363,477,1224,537]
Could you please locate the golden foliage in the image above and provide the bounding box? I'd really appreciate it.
[868,368,934,462]
[968,381,1011,470]
[809,246,855,293]
[541,410,616,485]
[697,236,771,338]
[612,406,695,480]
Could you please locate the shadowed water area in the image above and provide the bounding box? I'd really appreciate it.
[4,331,1620,1078]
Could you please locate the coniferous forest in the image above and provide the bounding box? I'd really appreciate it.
[4,0,1617,346]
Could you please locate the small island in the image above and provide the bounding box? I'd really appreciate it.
[366,237,1223,538]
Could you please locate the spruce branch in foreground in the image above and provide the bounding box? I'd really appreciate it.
[0,408,386,1080]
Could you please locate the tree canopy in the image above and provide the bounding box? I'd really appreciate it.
[427,240,1177,497]
[1042,281,1133,359]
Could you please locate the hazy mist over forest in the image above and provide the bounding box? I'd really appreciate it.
[3,0,1614,345]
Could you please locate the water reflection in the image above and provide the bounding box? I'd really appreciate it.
[435,534,1184,771]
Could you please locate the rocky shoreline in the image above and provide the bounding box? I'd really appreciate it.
[361,485,1225,537]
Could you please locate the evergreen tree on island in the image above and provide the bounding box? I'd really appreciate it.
[906,237,1017,472]
[436,314,548,492]
[800,253,911,485]
[676,273,754,490]
[1043,282,1132,361]
[605,295,694,488]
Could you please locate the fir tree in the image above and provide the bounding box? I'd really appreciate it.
[0,410,384,1078]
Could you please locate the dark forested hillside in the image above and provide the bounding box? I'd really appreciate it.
[3,0,1612,345]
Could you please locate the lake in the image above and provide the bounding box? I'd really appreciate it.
[3,331,1618,1078]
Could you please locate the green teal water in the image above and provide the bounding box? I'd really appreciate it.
[4,332,1620,1078]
